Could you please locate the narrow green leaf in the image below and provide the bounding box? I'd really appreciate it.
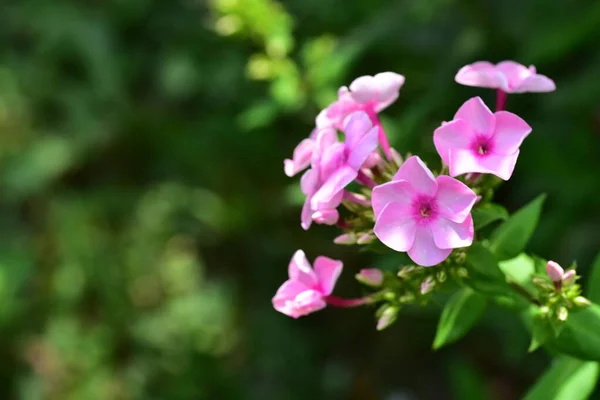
[490,194,546,261]
[472,203,509,230]
[465,242,505,281]
[548,305,600,362]
[499,253,536,292]
[523,356,599,400]
[585,251,600,304]
[433,287,487,349]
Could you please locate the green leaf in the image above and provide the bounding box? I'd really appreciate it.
[547,304,600,362]
[433,287,487,349]
[523,356,599,400]
[472,203,509,230]
[523,307,556,352]
[490,194,546,261]
[465,243,505,281]
[585,251,600,304]
[499,253,536,292]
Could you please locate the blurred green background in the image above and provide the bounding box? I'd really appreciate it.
[1,0,599,398]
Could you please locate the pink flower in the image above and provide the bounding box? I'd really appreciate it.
[316,72,405,130]
[433,97,532,180]
[284,129,318,177]
[300,111,379,229]
[356,268,383,286]
[546,260,576,285]
[272,250,343,318]
[372,156,477,267]
[455,61,556,93]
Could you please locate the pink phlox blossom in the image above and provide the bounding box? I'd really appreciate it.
[455,61,555,93]
[433,97,532,180]
[372,156,477,267]
[272,250,343,318]
[284,129,318,177]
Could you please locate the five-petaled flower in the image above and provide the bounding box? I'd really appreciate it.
[455,61,556,93]
[272,250,343,318]
[433,97,532,180]
[301,111,379,229]
[372,156,477,266]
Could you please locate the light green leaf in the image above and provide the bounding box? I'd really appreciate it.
[523,356,599,400]
[472,203,509,230]
[585,251,600,304]
[433,287,487,349]
[548,304,600,362]
[499,253,536,291]
[490,194,546,261]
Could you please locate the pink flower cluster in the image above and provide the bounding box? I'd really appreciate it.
[274,61,555,318]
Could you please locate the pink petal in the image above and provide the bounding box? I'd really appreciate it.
[347,126,379,170]
[313,256,343,295]
[454,97,495,138]
[348,75,380,105]
[431,214,474,250]
[300,169,318,196]
[284,138,315,177]
[314,128,339,159]
[319,143,346,181]
[272,280,326,318]
[492,111,532,155]
[433,119,477,166]
[455,62,503,89]
[434,176,477,223]
[515,74,556,93]
[310,165,357,209]
[372,72,405,111]
[288,250,318,287]
[373,203,417,252]
[371,180,414,218]
[407,226,452,267]
[449,149,519,181]
[300,197,313,230]
[546,261,564,282]
[495,61,532,91]
[393,156,437,197]
[343,111,373,150]
[312,208,339,225]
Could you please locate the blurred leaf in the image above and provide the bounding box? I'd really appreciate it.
[490,194,546,261]
[499,253,536,292]
[472,203,509,230]
[448,358,489,400]
[433,287,487,349]
[523,356,599,400]
[547,305,600,362]
[586,251,600,304]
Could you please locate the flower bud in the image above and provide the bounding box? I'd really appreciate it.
[557,306,569,322]
[420,276,435,294]
[312,209,339,225]
[546,261,564,282]
[574,296,591,308]
[390,148,403,167]
[356,269,384,287]
[334,233,356,245]
[357,233,375,244]
[376,306,399,331]
[562,269,576,286]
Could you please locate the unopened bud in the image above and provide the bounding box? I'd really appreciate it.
[363,152,385,170]
[539,306,550,317]
[436,270,447,283]
[420,276,435,294]
[574,296,592,308]
[397,266,415,279]
[357,233,375,245]
[390,148,403,167]
[334,233,356,245]
[562,270,576,286]
[356,269,384,287]
[557,307,569,322]
[546,261,564,282]
[399,293,416,304]
[376,306,399,331]
[312,209,339,225]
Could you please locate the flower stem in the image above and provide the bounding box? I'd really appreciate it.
[495,89,508,111]
[324,295,372,308]
[366,108,392,160]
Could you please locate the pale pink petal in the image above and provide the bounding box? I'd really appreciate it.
[348,75,380,104]
[288,250,318,287]
[284,138,315,177]
[373,203,417,252]
[300,169,318,196]
[492,111,532,155]
[407,226,452,267]
[496,61,532,91]
[546,261,564,282]
[431,215,474,249]
[449,149,519,181]
[347,126,379,170]
[393,156,437,197]
[312,208,339,225]
[372,72,405,111]
[313,256,343,295]
[343,111,373,150]
[272,280,326,318]
[314,128,339,159]
[362,151,383,169]
[434,176,477,223]
[316,108,334,129]
[319,143,346,181]
[310,165,357,209]
[371,180,414,218]
[300,197,313,230]
[454,97,495,137]
[433,119,477,166]
[515,74,556,93]
[455,62,503,89]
